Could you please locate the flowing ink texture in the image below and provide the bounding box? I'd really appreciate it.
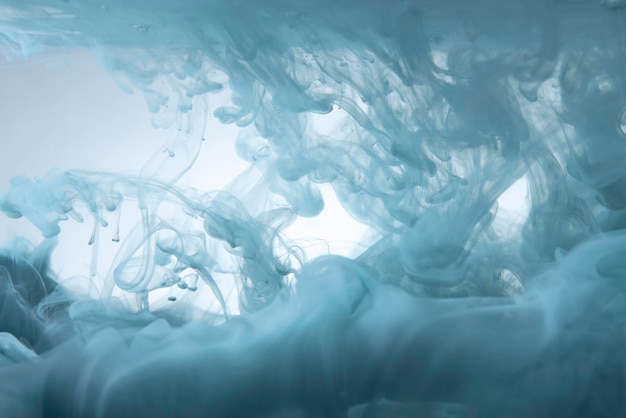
[1,0,626,416]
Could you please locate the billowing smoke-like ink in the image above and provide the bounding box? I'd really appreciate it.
[1,0,626,416]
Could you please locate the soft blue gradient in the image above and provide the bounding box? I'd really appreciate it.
[1,0,626,416]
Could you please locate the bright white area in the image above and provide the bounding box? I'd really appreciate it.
[0,50,159,246]
[0,51,371,309]
[496,176,530,221]
[284,184,372,260]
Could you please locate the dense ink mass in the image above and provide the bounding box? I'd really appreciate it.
[1,0,626,417]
